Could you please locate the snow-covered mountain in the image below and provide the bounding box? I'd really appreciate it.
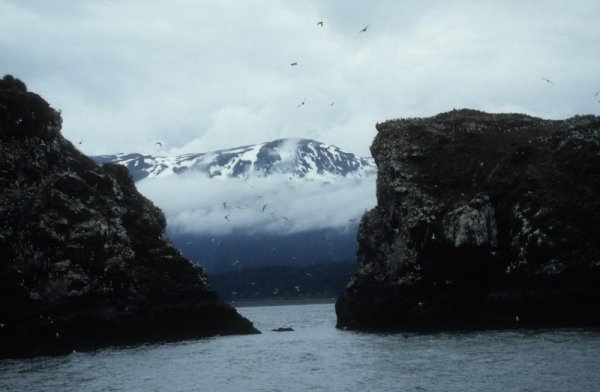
[93,138,375,182]
[91,138,377,273]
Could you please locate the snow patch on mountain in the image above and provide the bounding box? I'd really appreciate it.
[93,138,377,235]
[93,138,376,182]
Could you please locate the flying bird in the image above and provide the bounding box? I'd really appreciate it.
[541,77,553,84]
[224,215,229,221]
[282,216,289,221]
[262,204,268,212]
[290,62,298,66]
[297,98,306,108]
[317,21,324,27]
[222,202,227,209]
[155,141,163,147]
[359,25,369,33]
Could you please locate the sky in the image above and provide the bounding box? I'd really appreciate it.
[2,0,600,158]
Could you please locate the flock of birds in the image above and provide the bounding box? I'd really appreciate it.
[150,19,599,229]
[220,195,358,225]
[221,201,290,222]
[148,21,369,150]
[145,19,600,152]
[286,22,597,110]
[209,20,374,225]
[289,21,370,109]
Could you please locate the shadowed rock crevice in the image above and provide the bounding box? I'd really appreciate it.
[336,109,600,331]
[0,76,259,358]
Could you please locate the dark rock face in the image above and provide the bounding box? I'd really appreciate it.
[272,327,294,332]
[0,76,258,358]
[336,109,600,331]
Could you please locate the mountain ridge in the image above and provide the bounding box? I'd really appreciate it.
[92,138,376,182]
[92,137,378,275]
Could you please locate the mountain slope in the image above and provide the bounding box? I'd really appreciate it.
[93,138,375,182]
[93,138,377,274]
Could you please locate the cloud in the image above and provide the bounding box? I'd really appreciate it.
[1,0,599,159]
[136,171,376,236]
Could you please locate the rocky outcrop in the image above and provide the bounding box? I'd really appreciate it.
[336,109,600,331]
[0,76,258,358]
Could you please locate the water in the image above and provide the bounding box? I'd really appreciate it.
[1,303,600,391]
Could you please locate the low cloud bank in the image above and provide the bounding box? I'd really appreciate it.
[137,171,376,236]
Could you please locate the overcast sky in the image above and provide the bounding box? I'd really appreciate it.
[2,0,599,158]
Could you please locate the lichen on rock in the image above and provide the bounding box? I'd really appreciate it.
[336,109,600,331]
[443,194,498,248]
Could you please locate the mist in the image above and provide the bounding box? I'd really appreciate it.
[136,171,376,236]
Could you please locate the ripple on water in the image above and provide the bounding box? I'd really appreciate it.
[1,304,600,392]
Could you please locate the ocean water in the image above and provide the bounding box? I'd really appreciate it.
[1,303,600,392]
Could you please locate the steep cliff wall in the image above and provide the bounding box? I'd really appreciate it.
[336,109,600,330]
[0,76,258,358]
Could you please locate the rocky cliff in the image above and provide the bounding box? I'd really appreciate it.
[0,76,258,358]
[336,109,600,330]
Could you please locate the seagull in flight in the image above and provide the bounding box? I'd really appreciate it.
[262,204,268,212]
[541,77,553,84]
[224,215,230,221]
[290,62,298,66]
[359,24,369,33]
[297,98,306,108]
[155,141,163,147]
[317,21,324,27]
[330,102,335,106]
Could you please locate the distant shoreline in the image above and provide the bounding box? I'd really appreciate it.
[230,297,337,308]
